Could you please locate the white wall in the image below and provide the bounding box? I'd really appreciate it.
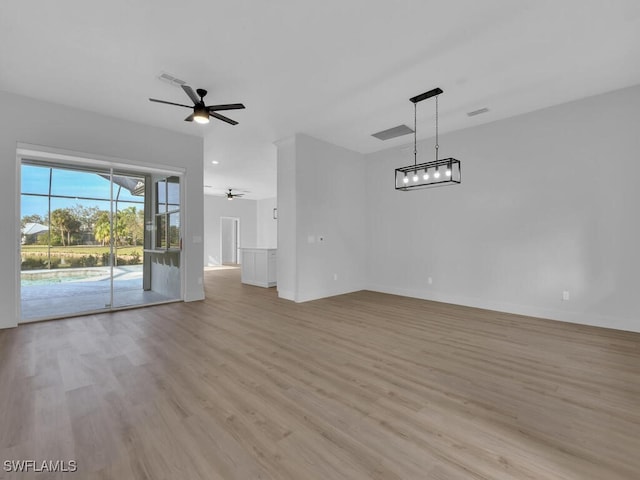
[366,85,640,332]
[1,90,205,329]
[203,195,257,265]
[276,137,297,300]
[257,197,278,248]
[276,134,367,302]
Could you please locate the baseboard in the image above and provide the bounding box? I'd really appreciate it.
[366,283,640,334]
[295,284,364,303]
[184,290,205,302]
[277,289,296,301]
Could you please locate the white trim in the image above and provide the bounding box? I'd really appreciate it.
[18,298,183,324]
[277,289,296,301]
[17,143,185,176]
[14,150,22,328]
[180,172,186,302]
[366,283,640,334]
[294,285,364,303]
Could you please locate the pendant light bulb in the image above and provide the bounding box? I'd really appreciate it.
[403,175,409,184]
[412,173,419,182]
[434,170,441,179]
[423,170,429,180]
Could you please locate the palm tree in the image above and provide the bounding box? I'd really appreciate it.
[93,211,111,246]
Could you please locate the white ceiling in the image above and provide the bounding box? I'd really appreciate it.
[2,1,640,199]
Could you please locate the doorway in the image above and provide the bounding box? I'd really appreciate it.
[19,160,183,321]
[220,217,240,265]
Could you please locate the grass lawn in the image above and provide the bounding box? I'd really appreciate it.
[21,245,142,255]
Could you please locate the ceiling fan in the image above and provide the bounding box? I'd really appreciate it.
[225,189,245,200]
[149,85,245,125]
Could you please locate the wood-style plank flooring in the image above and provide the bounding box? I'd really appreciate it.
[1,268,639,479]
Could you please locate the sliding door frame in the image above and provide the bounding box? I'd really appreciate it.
[16,144,186,323]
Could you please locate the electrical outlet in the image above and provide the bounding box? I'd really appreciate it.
[562,290,570,301]
[428,277,433,285]
[333,273,338,281]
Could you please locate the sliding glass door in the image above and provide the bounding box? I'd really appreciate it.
[20,161,182,321]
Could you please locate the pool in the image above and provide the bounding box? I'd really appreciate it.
[21,268,109,286]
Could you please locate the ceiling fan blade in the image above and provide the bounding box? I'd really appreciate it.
[210,112,238,125]
[149,98,192,108]
[182,85,200,105]
[184,114,194,122]
[206,103,246,111]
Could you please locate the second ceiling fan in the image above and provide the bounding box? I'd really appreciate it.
[224,189,245,200]
[150,85,245,125]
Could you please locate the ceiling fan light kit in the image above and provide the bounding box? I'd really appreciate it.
[193,105,210,124]
[149,85,245,126]
[395,87,461,190]
[225,189,244,200]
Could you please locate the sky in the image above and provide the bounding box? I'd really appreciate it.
[21,165,146,219]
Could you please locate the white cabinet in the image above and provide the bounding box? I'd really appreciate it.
[241,248,277,288]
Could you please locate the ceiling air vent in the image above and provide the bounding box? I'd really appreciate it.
[467,107,489,117]
[158,72,187,87]
[372,124,414,141]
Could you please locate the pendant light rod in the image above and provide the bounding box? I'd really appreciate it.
[409,87,443,104]
[410,88,444,166]
[435,94,439,162]
[413,102,417,167]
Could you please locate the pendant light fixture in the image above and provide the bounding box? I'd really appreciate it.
[395,88,461,190]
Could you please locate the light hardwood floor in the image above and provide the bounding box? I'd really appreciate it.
[1,268,639,479]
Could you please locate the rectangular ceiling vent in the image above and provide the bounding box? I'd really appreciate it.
[467,107,489,117]
[372,124,414,141]
[158,72,187,87]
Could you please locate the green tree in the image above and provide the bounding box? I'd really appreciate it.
[117,206,144,246]
[50,208,81,246]
[92,207,145,247]
[70,204,100,230]
[93,211,111,246]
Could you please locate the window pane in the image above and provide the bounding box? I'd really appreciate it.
[155,215,166,249]
[156,179,167,214]
[168,212,180,248]
[51,169,111,199]
[21,194,49,223]
[113,175,145,203]
[115,203,144,246]
[167,176,180,211]
[21,195,49,246]
[21,165,51,194]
